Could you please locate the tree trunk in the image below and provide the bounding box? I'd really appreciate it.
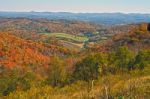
[104,85,108,99]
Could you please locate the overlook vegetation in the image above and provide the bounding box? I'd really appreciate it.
[0,19,150,99]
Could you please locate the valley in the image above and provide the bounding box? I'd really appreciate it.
[0,17,150,99]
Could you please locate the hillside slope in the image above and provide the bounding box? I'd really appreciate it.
[0,33,72,68]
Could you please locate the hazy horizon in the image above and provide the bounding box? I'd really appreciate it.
[0,11,150,14]
[1,0,150,13]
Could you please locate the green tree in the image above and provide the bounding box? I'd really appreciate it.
[72,53,106,82]
[47,56,67,87]
[0,68,19,96]
[0,68,35,96]
[134,50,150,70]
[72,53,108,98]
[113,46,133,71]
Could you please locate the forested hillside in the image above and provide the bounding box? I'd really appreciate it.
[0,18,100,35]
[0,20,150,99]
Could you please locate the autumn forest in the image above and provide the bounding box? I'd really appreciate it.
[0,14,150,99]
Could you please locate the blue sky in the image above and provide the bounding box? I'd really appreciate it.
[0,0,150,13]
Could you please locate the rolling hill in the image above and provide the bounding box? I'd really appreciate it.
[0,33,73,68]
[0,12,150,25]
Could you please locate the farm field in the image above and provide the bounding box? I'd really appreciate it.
[41,33,89,43]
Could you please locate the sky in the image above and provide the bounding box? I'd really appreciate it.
[0,0,150,13]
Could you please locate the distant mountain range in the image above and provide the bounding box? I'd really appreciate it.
[0,12,150,25]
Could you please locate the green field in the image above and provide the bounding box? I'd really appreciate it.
[41,33,89,43]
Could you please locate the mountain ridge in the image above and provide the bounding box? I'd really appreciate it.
[0,11,150,25]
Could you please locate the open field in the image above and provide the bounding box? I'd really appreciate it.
[60,40,84,50]
[41,33,89,43]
